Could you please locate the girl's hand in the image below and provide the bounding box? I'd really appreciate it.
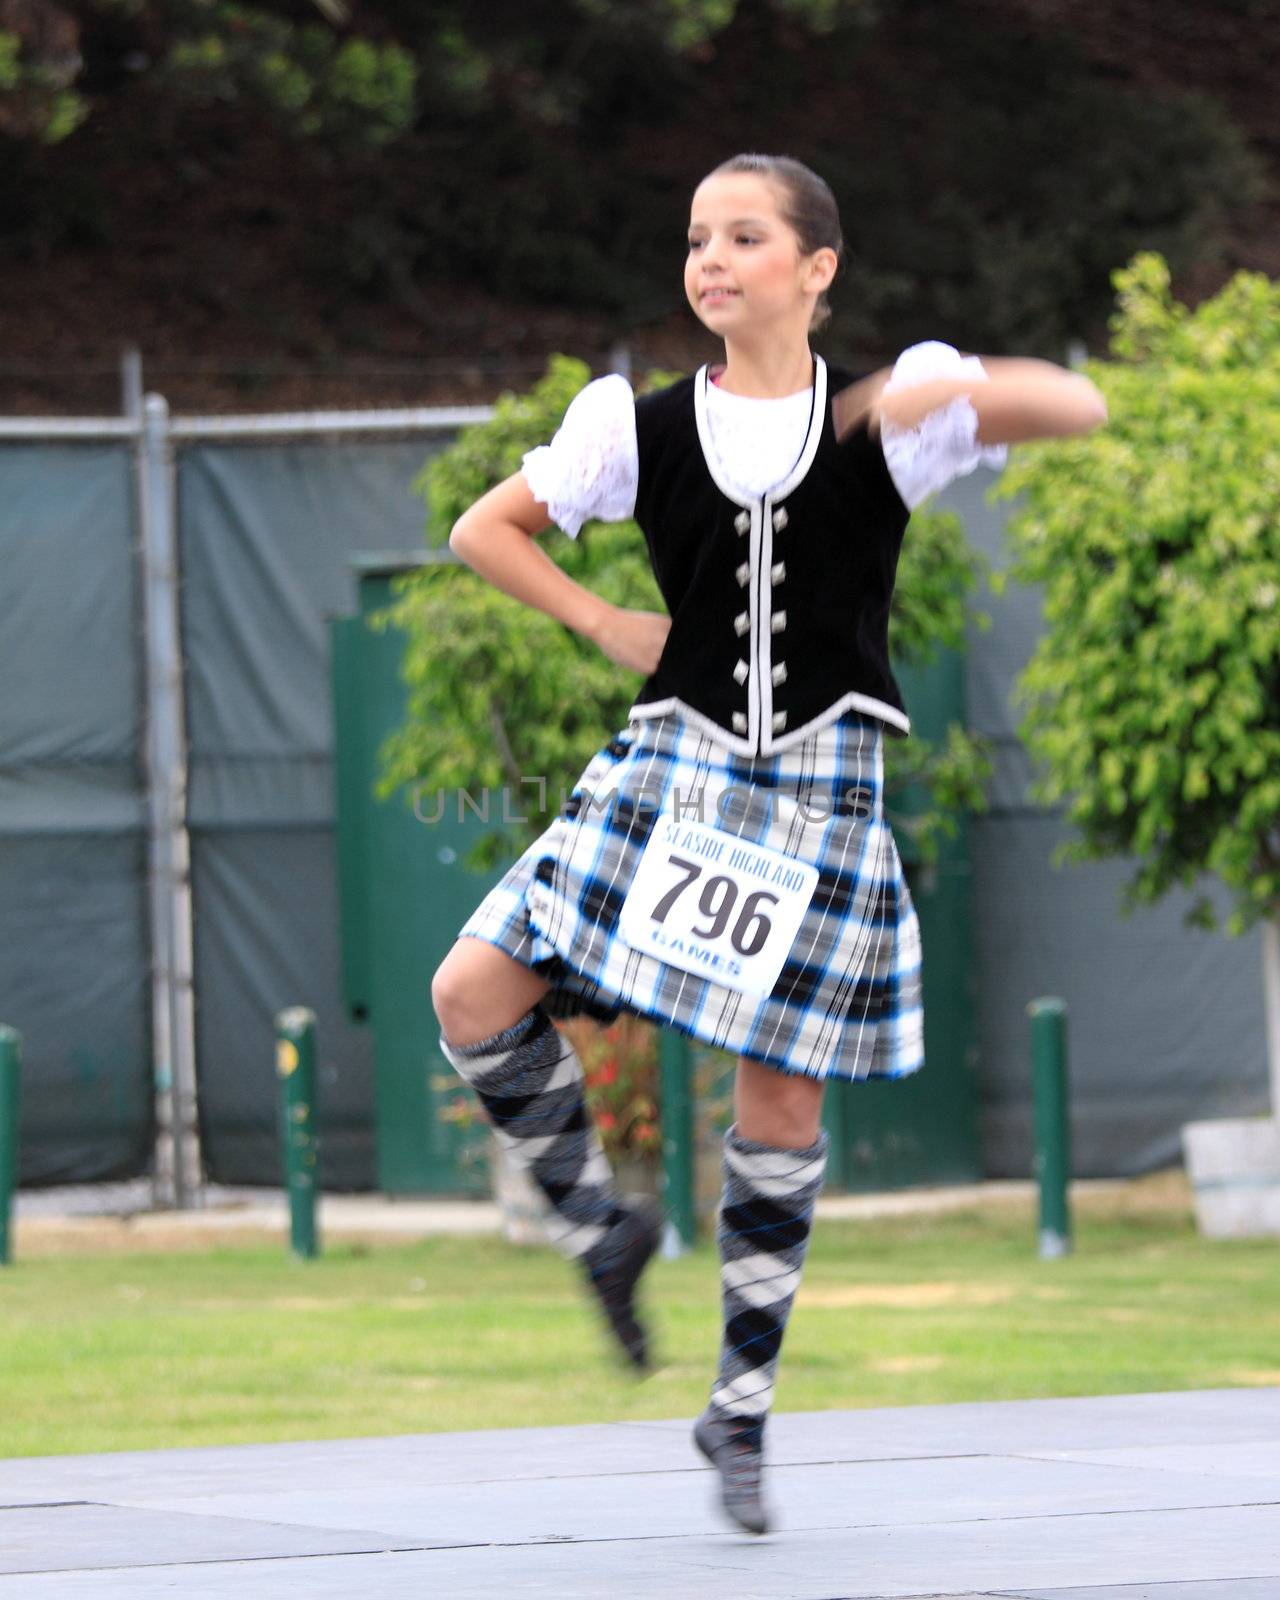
[589,604,671,675]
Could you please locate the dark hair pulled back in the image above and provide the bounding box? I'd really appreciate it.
[709,152,843,331]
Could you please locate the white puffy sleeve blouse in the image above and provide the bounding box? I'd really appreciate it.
[519,341,1008,537]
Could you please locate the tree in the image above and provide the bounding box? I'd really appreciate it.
[0,0,879,146]
[377,354,991,869]
[0,0,83,141]
[1,4,1260,371]
[993,250,1280,1106]
[0,0,416,146]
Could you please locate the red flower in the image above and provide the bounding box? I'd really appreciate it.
[597,1110,617,1132]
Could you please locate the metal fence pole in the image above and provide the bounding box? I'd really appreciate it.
[121,347,143,421]
[1262,917,1280,1126]
[276,1008,320,1260]
[138,393,202,1209]
[1029,997,1072,1258]
[659,1028,696,1255]
[0,1028,20,1266]
[2,405,491,1207]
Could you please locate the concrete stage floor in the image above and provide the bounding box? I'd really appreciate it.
[1,1389,1278,1598]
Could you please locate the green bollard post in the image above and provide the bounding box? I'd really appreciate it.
[0,1027,20,1267]
[275,1008,320,1260]
[1029,997,1072,1259]
[659,1027,696,1256]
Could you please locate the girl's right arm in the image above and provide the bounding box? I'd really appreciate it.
[449,474,671,677]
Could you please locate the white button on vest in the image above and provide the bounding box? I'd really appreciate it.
[772,710,787,731]
[771,561,786,585]
[733,658,749,685]
[770,610,787,633]
[733,611,750,636]
[735,561,750,588]
[771,661,787,686]
[732,711,748,733]
[772,506,788,531]
[734,510,750,535]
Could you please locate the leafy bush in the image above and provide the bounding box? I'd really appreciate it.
[994,251,1280,934]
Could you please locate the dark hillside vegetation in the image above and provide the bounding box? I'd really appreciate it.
[0,0,1273,413]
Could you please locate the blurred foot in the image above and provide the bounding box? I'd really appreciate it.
[581,1197,663,1371]
[693,1409,770,1535]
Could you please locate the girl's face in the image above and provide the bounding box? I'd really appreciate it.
[684,172,832,339]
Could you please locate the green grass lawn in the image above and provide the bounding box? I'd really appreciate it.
[3,1185,1278,1460]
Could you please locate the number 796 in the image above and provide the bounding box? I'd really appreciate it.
[651,854,780,958]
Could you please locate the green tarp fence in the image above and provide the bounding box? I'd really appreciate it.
[0,419,1268,1187]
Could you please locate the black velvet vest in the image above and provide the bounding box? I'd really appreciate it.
[629,354,912,756]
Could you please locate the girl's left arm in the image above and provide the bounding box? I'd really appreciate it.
[874,356,1108,445]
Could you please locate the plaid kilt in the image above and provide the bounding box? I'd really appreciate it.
[455,709,923,1083]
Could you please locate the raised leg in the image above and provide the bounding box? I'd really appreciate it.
[431,936,661,1370]
[430,935,552,1047]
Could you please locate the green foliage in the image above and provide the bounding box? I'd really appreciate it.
[162,4,416,146]
[2,0,874,151]
[378,355,990,869]
[376,356,666,865]
[312,6,1263,354]
[0,4,1264,369]
[573,0,878,54]
[994,251,1280,933]
[0,28,86,143]
[813,17,1264,358]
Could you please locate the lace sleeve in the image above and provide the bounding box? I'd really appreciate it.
[879,340,1009,512]
[521,373,639,538]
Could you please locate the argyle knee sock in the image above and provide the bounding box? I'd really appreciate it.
[705,1123,830,1447]
[438,1004,630,1273]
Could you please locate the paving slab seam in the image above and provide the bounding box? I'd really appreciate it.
[90,1494,1280,1544]
[19,1490,1280,1560]
[1,1544,470,1578]
[80,1498,1280,1555]
[982,1582,1280,1596]
[0,1501,92,1511]
[809,1495,1280,1529]
[998,1445,1280,1479]
[1001,1581,1280,1592]
[828,1592,1034,1599]
[508,1496,1280,1542]
[816,1496,1280,1538]
[3,1525,776,1580]
[341,1448,995,1487]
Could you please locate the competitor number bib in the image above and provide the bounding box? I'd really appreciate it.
[617,817,818,998]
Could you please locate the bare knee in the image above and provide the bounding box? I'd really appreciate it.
[431,938,550,1048]
[430,945,489,1043]
[429,950,470,1042]
[734,1055,825,1149]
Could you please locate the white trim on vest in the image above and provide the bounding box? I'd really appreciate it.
[691,357,837,753]
[628,690,910,757]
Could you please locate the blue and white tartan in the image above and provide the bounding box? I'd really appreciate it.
[455,709,923,1083]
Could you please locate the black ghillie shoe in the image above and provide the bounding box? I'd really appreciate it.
[581,1197,663,1372]
[693,1409,771,1535]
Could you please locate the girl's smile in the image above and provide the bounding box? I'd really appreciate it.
[684,172,836,356]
